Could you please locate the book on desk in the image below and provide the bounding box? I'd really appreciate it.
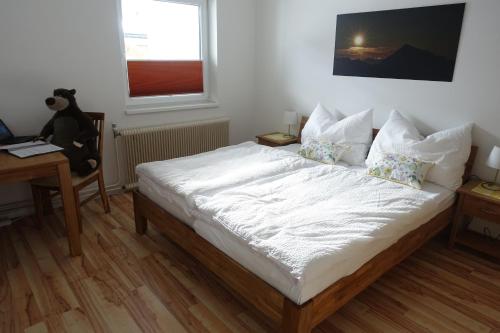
[0,140,63,158]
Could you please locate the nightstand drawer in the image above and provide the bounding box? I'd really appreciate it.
[257,138,280,147]
[463,195,500,222]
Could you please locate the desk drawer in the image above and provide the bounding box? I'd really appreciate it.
[463,195,500,222]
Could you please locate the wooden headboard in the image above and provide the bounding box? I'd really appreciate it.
[297,116,478,184]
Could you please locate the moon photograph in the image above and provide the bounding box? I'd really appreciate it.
[333,4,465,81]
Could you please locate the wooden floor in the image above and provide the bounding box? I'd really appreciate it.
[1,194,499,333]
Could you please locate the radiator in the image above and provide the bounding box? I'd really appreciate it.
[115,118,230,189]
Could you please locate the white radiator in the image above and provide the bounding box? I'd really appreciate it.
[115,118,229,189]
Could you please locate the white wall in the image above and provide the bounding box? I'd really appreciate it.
[255,0,500,181]
[0,0,256,212]
[2,0,500,222]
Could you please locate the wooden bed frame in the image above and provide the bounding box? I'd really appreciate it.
[133,116,478,332]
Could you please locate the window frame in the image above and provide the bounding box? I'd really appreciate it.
[117,0,216,114]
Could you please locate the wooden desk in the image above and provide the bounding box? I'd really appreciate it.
[0,152,82,256]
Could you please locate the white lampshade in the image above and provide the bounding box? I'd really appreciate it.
[283,111,297,126]
[486,146,500,170]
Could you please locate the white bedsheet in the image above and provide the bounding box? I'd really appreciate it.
[137,142,454,304]
[138,176,195,226]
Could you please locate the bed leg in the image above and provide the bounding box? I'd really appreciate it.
[281,298,313,333]
[133,191,148,235]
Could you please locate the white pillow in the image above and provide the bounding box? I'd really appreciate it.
[319,109,373,166]
[301,103,343,141]
[366,110,473,190]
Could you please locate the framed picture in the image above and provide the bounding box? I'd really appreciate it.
[333,3,465,82]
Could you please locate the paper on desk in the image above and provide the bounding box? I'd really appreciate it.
[0,140,47,150]
[6,142,63,158]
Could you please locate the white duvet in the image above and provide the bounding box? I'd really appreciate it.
[137,142,454,304]
[136,142,317,210]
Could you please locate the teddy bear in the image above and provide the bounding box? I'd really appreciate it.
[38,88,100,176]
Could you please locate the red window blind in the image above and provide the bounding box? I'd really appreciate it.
[127,60,204,97]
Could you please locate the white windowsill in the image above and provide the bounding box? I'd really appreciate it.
[125,100,219,115]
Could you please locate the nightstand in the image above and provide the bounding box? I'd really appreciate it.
[256,132,298,147]
[449,180,500,259]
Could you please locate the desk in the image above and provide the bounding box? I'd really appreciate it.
[0,152,82,256]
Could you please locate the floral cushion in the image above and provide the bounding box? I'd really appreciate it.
[298,139,349,165]
[367,153,433,189]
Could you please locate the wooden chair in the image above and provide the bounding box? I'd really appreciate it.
[31,112,110,231]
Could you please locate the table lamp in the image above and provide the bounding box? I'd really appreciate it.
[283,111,297,138]
[483,145,500,191]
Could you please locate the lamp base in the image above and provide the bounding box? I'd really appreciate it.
[481,182,500,191]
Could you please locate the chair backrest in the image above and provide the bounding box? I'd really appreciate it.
[84,112,105,159]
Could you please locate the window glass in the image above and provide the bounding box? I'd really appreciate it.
[122,0,201,61]
[120,0,206,98]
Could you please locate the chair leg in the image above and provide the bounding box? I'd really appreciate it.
[97,171,110,213]
[31,185,44,229]
[73,188,83,234]
[133,191,147,235]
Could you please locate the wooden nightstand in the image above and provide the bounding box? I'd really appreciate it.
[256,132,298,147]
[449,180,500,259]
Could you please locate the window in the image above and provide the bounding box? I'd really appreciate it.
[119,0,214,112]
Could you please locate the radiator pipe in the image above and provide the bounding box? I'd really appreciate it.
[112,123,122,138]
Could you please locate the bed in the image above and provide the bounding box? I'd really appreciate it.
[133,117,478,332]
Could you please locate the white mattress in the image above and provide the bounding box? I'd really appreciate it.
[137,142,455,304]
[139,175,195,226]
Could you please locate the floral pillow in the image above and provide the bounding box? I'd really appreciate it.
[367,153,433,189]
[298,139,349,165]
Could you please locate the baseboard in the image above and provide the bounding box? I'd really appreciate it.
[0,200,33,221]
[0,183,124,220]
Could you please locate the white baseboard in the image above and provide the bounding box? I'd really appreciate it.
[0,183,124,220]
[0,200,33,220]
[0,219,13,227]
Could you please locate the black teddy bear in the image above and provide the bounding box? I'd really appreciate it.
[38,88,100,176]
